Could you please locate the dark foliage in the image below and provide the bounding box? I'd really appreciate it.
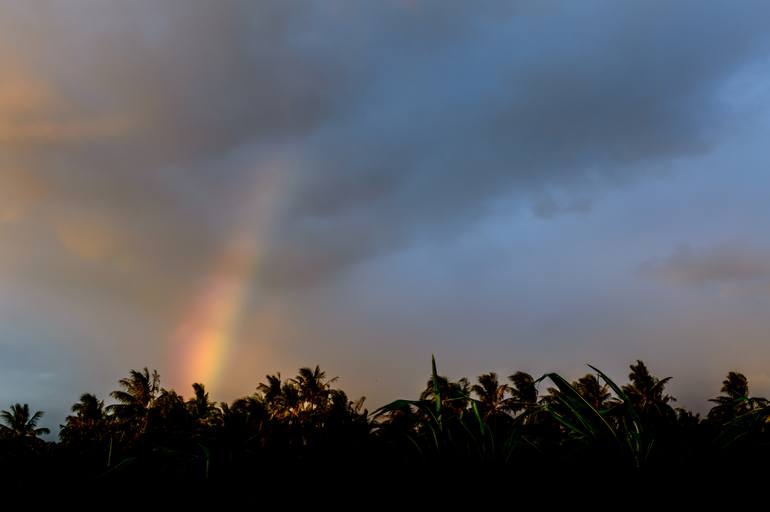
[2,358,770,501]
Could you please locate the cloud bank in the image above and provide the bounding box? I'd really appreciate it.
[2,1,769,288]
[641,244,770,288]
[2,1,770,429]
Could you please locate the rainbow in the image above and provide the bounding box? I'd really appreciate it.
[169,163,287,395]
[171,236,257,393]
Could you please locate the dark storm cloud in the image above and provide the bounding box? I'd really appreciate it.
[257,1,770,286]
[2,0,769,291]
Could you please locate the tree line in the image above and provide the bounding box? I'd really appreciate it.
[1,357,769,491]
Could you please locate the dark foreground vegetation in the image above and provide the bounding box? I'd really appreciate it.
[2,357,769,499]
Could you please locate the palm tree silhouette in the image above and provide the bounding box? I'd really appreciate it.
[60,393,106,443]
[258,373,283,404]
[574,374,611,411]
[621,360,675,423]
[108,367,160,434]
[292,366,338,412]
[0,403,50,439]
[71,393,105,423]
[506,371,538,420]
[707,371,768,423]
[419,374,471,417]
[7,355,770,485]
[188,383,219,422]
[472,372,510,421]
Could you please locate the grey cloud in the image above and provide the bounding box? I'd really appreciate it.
[262,1,770,285]
[1,0,770,292]
[5,1,337,163]
[532,196,593,219]
[640,244,770,288]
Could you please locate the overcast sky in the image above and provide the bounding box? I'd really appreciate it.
[2,0,770,434]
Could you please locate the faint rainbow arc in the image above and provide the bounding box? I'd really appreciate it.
[170,167,286,394]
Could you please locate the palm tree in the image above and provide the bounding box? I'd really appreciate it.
[151,388,191,435]
[419,374,471,417]
[219,396,269,457]
[573,374,611,411]
[472,372,510,421]
[281,381,302,419]
[0,403,50,439]
[621,360,675,424]
[707,371,768,423]
[258,373,283,404]
[292,366,338,412]
[257,373,311,421]
[60,393,106,443]
[108,367,160,434]
[71,393,105,424]
[187,383,219,422]
[221,396,268,434]
[506,371,538,418]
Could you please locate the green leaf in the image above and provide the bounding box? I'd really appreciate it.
[470,400,485,437]
[431,354,442,429]
[545,372,617,441]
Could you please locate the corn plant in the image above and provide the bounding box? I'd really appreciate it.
[374,355,526,464]
[538,365,652,468]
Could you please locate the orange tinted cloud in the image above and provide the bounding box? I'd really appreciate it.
[0,71,57,114]
[0,168,46,223]
[0,64,129,146]
[0,118,130,145]
[54,215,119,262]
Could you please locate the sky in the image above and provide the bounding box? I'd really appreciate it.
[2,0,770,434]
